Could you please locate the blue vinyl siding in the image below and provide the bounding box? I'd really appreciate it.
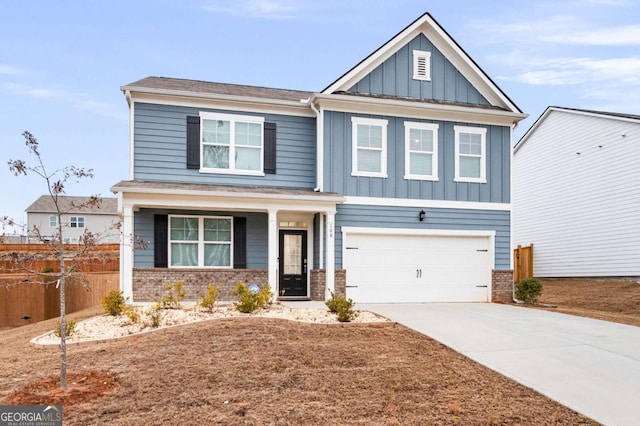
[134,208,268,268]
[334,204,510,269]
[324,111,510,203]
[348,34,489,105]
[133,103,316,188]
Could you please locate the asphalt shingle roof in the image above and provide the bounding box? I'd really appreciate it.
[25,196,118,214]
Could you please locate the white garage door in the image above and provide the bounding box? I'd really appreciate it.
[343,230,493,303]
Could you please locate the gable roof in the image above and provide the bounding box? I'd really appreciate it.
[25,196,118,215]
[122,76,312,103]
[515,106,640,152]
[322,13,522,114]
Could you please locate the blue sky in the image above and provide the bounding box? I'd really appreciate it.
[2,0,639,231]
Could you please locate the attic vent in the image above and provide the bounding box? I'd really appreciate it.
[412,50,431,81]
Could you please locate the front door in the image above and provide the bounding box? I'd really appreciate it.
[279,230,307,297]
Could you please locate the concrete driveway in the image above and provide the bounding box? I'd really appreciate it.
[362,303,640,426]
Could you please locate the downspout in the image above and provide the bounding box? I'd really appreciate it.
[125,90,135,181]
[307,96,324,192]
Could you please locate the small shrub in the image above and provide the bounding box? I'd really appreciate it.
[199,283,221,312]
[160,282,187,309]
[146,303,162,328]
[54,320,77,337]
[515,277,543,303]
[102,290,126,316]
[334,296,359,323]
[123,306,140,324]
[325,291,340,313]
[42,267,55,273]
[232,282,273,313]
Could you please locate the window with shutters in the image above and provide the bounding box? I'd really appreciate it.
[412,50,431,81]
[168,215,233,268]
[199,112,265,176]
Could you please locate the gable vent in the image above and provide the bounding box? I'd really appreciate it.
[413,50,431,81]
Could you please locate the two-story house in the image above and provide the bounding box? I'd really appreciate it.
[112,13,526,303]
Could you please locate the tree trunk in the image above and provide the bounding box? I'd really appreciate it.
[58,217,67,390]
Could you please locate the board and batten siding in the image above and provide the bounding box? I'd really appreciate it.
[348,34,489,105]
[335,204,510,269]
[133,103,316,189]
[324,111,510,203]
[133,209,268,269]
[513,110,640,277]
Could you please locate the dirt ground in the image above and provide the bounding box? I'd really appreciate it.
[0,307,597,425]
[533,278,640,327]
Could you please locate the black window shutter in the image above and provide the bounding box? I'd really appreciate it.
[186,116,201,170]
[154,215,168,268]
[264,122,277,174]
[233,217,247,269]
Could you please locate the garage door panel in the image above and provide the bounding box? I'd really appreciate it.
[344,232,492,303]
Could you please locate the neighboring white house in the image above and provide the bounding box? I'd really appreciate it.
[513,106,640,277]
[25,196,120,244]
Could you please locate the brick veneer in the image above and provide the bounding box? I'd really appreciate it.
[492,269,514,303]
[132,268,268,302]
[310,269,346,301]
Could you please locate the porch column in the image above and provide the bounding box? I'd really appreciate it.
[121,205,134,301]
[325,211,336,298]
[267,208,278,297]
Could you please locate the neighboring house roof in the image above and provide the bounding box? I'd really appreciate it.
[516,106,640,152]
[321,12,522,114]
[25,196,118,215]
[122,76,313,103]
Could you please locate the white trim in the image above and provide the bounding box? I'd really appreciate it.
[312,93,526,127]
[124,90,314,118]
[454,125,487,183]
[199,111,265,175]
[321,14,521,114]
[351,116,388,178]
[404,121,439,181]
[412,50,431,81]
[318,107,324,191]
[126,91,135,180]
[168,215,233,269]
[344,196,511,211]
[509,124,514,273]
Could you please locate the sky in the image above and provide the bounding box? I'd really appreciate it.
[1,0,639,233]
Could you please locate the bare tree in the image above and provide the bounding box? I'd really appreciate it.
[6,131,99,390]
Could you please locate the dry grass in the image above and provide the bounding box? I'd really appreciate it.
[534,278,640,327]
[0,306,597,425]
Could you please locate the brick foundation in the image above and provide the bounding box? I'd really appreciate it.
[310,269,346,301]
[132,268,268,303]
[492,269,513,303]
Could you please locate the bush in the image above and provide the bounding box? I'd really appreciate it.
[232,282,273,313]
[160,282,186,309]
[326,292,358,322]
[102,290,126,316]
[199,283,221,312]
[54,320,77,337]
[123,306,140,324]
[146,303,162,328]
[515,277,543,303]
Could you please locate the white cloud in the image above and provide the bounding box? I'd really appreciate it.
[0,82,126,121]
[203,0,302,19]
[541,24,640,46]
[0,65,22,75]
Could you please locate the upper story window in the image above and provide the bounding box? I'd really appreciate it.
[351,117,388,178]
[454,126,487,183]
[49,215,57,228]
[200,112,264,176]
[412,50,431,81]
[70,216,85,228]
[404,122,439,181]
[169,215,233,268]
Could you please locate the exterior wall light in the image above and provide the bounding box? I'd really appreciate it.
[419,210,426,222]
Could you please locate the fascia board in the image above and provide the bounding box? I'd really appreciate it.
[123,88,315,117]
[313,94,527,127]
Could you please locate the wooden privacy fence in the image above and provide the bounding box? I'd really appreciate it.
[0,272,119,327]
[0,243,119,274]
[513,244,534,284]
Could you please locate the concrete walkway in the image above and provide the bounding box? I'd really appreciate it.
[361,303,640,426]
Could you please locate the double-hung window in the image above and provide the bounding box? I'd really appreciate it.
[169,215,233,268]
[351,117,388,178]
[454,126,487,183]
[49,215,57,228]
[404,122,439,180]
[70,216,85,228]
[200,112,264,175]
